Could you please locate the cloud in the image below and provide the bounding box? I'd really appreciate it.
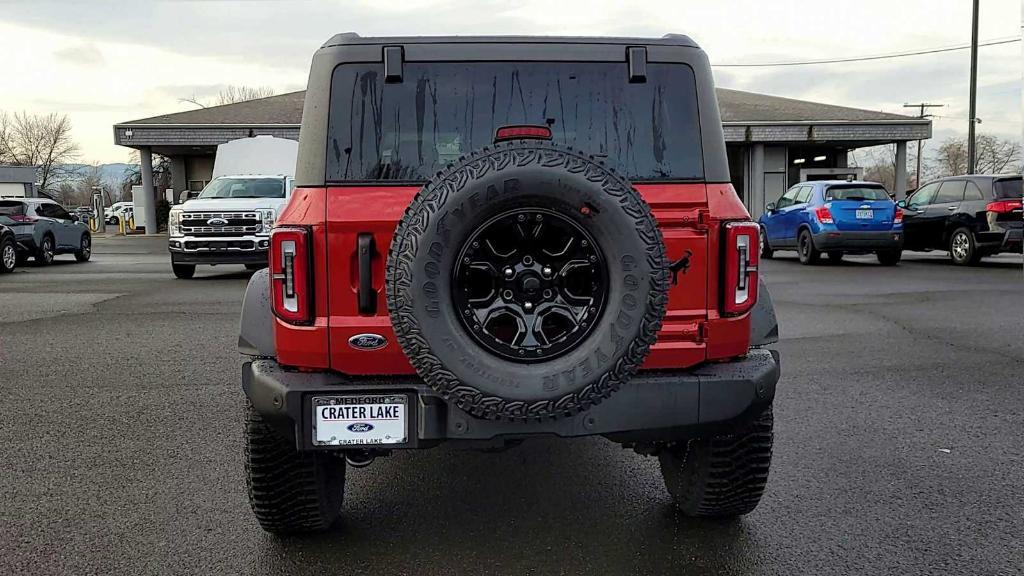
[52,43,105,67]
[1,0,1019,162]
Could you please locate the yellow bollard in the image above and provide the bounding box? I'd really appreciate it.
[119,216,126,235]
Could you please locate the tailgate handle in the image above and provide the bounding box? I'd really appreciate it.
[357,233,377,314]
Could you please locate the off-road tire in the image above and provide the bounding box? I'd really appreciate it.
[35,234,55,265]
[0,237,16,273]
[949,228,980,266]
[659,406,774,517]
[797,229,820,265]
[74,233,91,262]
[244,402,346,534]
[759,226,773,259]
[386,140,669,421]
[876,250,901,266]
[171,263,196,279]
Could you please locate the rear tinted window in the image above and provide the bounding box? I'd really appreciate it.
[824,186,890,201]
[994,177,1022,199]
[0,201,27,216]
[327,62,704,182]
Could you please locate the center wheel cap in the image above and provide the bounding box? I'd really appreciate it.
[521,276,541,293]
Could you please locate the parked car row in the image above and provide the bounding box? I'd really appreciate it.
[759,174,1022,266]
[0,197,92,269]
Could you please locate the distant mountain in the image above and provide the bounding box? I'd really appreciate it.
[63,163,138,183]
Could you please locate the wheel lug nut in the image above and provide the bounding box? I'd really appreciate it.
[524,301,534,311]
[589,255,597,262]
[581,240,588,247]
[503,267,514,279]
[517,214,526,222]
[523,255,533,265]
[542,266,552,277]
[502,289,513,300]
[535,214,543,221]
[543,289,552,298]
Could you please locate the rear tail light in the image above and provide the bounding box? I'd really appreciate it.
[270,227,312,325]
[814,205,834,224]
[986,200,1023,213]
[494,125,552,143]
[722,221,759,317]
[8,215,36,223]
[893,207,904,224]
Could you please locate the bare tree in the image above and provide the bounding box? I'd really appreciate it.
[0,111,81,192]
[179,85,276,109]
[933,135,1022,176]
[855,144,919,191]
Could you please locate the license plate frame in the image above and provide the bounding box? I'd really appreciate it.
[311,394,410,447]
[855,209,874,219]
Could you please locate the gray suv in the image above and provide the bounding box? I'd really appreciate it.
[0,198,92,265]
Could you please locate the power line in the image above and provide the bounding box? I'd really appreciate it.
[713,37,1020,67]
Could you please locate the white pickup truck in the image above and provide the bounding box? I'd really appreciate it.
[167,136,297,279]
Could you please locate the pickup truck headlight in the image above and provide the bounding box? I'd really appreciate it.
[168,210,183,237]
[257,208,276,235]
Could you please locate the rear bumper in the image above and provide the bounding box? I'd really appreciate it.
[812,230,903,251]
[242,348,780,451]
[977,228,1022,253]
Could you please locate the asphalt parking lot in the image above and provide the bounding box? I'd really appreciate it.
[1,235,1021,575]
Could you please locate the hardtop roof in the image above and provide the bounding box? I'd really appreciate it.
[320,32,698,49]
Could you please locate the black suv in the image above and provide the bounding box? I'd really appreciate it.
[900,175,1022,265]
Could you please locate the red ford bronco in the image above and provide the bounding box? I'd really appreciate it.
[239,33,780,534]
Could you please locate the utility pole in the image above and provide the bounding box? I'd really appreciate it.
[967,0,980,174]
[903,103,943,187]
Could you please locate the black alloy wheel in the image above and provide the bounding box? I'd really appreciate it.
[452,208,608,363]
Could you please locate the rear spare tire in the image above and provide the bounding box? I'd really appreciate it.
[386,141,669,420]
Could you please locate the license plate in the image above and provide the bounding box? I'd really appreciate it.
[856,209,874,219]
[312,394,408,446]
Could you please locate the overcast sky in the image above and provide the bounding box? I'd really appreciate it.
[1,0,1020,163]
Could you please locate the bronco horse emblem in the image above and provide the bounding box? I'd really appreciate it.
[669,249,693,286]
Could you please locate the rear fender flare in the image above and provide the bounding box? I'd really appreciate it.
[749,278,779,347]
[239,268,276,357]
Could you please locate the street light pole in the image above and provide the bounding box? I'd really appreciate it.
[967,0,980,174]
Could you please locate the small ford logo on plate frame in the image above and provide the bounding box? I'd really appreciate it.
[207,217,228,226]
[348,333,387,351]
[347,422,374,433]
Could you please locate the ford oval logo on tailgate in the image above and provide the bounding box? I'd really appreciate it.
[347,422,374,433]
[207,217,228,226]
[348,333,387,351]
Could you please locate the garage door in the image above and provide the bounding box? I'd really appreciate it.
[0,183,26,197]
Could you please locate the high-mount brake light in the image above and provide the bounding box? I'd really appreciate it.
[494,125,553,143]
[814,205,834,225]
[722,221,759,317]
[270,227,312,325]
[987,199,1023,213]
[894,207,904,224]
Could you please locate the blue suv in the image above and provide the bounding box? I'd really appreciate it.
[759,180,904,265]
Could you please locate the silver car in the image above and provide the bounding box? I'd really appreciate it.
[0,198,92,265]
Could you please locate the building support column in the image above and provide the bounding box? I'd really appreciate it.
[170,156,186,205]
[894,141,908,201]
[139,146,158,234]
[749,143,766,220]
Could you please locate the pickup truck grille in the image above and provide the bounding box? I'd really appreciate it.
[180,212,261,236]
